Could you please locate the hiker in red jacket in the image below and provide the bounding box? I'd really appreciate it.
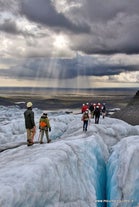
[81,104,86,113]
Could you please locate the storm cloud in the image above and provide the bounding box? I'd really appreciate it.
[0,0,139,87]
[0,56,138,80]
[1,0,139,55]
[19,0,139,55]
[20,0,91,34]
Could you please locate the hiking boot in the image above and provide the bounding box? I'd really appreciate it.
[27,139,34,145]
[27,142,34,146]
[47,139,51,143]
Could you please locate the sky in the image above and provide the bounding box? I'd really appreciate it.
[0,106,139,207]
[0,0,139,88]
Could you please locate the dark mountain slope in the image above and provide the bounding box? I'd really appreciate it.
[111,90,139,125]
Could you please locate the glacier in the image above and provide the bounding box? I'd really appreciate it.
[0,106,139,207]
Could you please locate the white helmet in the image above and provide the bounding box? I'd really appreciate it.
[26,102,33,108]
[43,111,47,116]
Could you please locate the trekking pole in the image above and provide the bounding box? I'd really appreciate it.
[38,130,41,141]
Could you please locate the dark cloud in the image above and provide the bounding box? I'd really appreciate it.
[0,56,139,80]
[0,19,19,34]
[0,0,20,15]
[88,0,139,21]
[0,18,42,38]
[1,0,139,61]
[59,0,139,55]
[20,0,91,34]
[24,0,139,55]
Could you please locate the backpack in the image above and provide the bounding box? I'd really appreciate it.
[83,113,89,119]
[39,120,47,129]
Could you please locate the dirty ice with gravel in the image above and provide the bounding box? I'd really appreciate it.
[0,105,139,207]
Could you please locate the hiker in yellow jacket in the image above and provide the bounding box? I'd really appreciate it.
[39,112,51,144]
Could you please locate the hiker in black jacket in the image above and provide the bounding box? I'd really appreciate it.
[24,102,36,146]
[89,103,94,118]
[94,106,101,124]
[102,103,106,119]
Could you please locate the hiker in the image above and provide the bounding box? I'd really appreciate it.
[93,105,101,124]
[86,103,89,110]
[93,103,97,110]
[81,104,86,113]
[39,112,51,144]
[101,103,106,119]
[89,103,94,118]
[24,102,36,146]
[81,110,90,132]
[97,102,102,110]
[81,103,88,113]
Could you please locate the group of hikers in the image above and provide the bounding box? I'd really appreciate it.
[81,102,106,132]
[24,102,51,146]
[24,101,106,146]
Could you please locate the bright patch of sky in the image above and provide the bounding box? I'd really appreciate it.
[53,34,69,49]
[53,0,82,13]
[16,17,40,35]
[110,71,139,83]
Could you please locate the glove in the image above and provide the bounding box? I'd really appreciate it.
[32,126,36,134]
[49,127,51,132]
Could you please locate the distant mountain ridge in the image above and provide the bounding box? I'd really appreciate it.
[0,86,138,92]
